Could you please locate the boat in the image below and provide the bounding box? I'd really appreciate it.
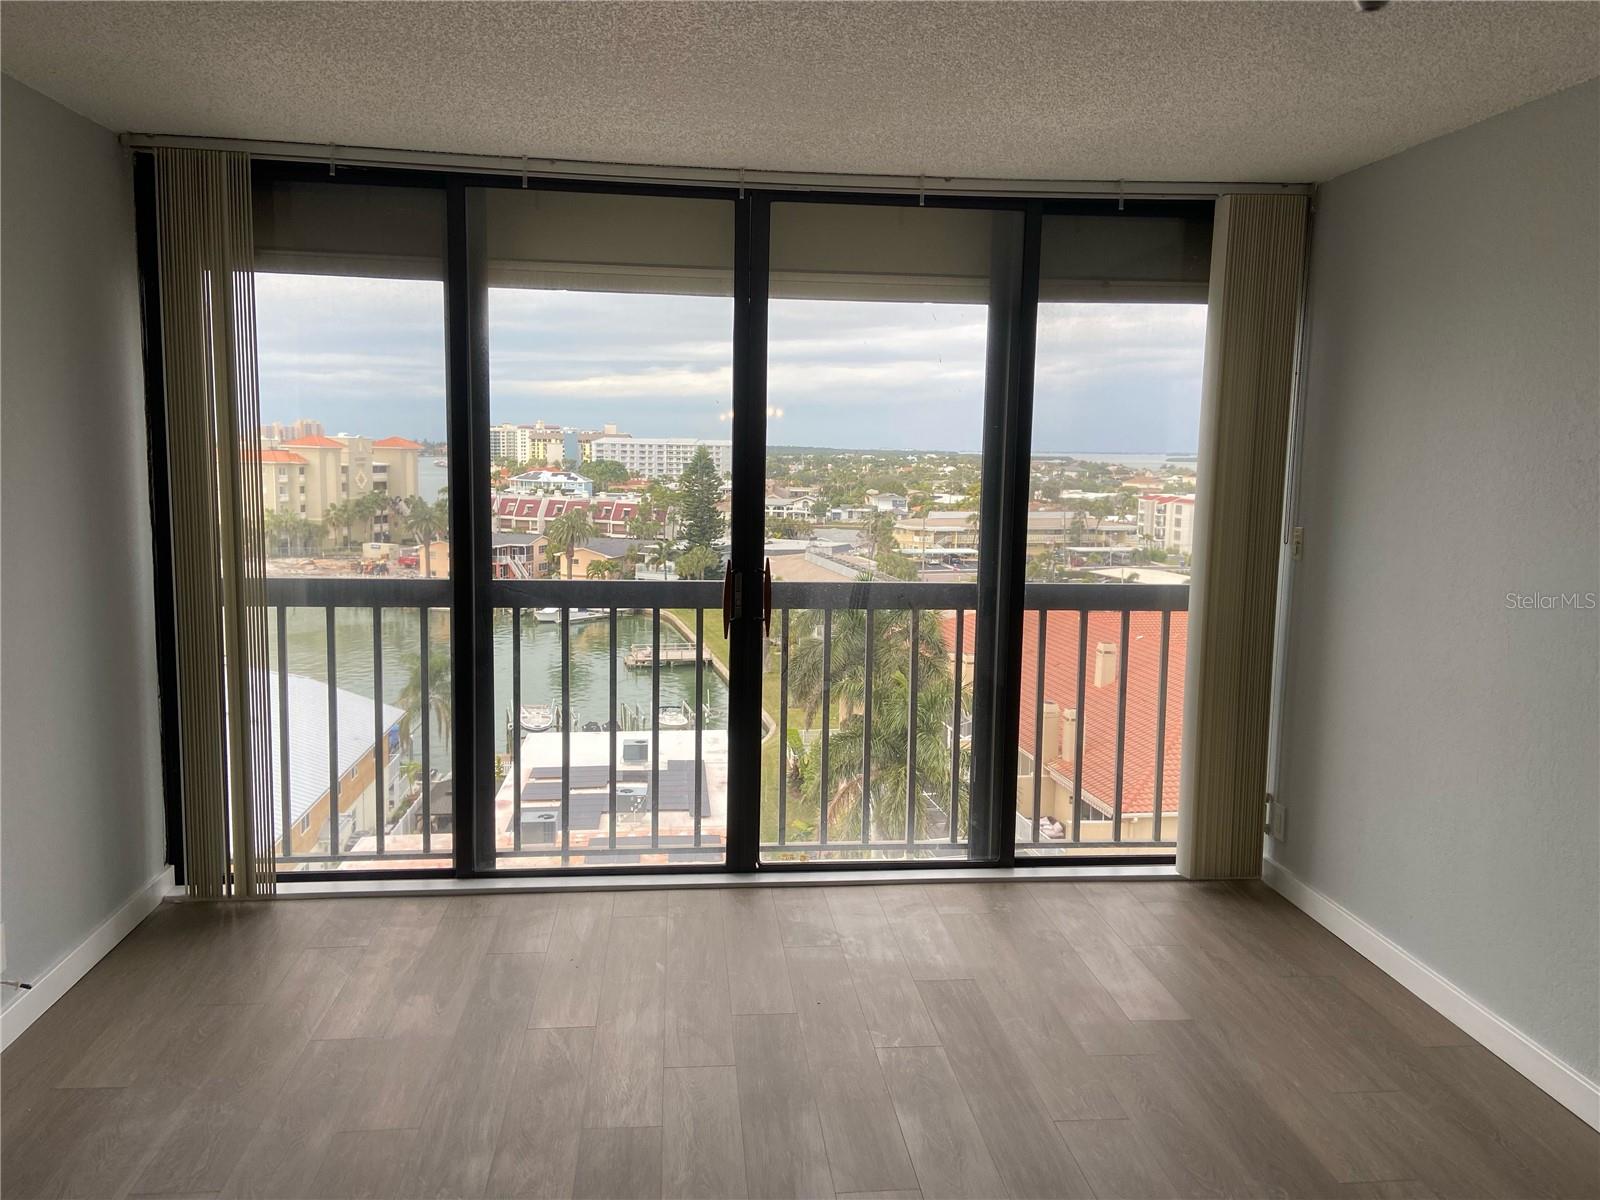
[533,606,607,624]
[432,457,448,467]
[519,703,555,733]
[657,702,692,730]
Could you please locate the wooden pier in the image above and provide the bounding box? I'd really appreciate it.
[623,642,712,669]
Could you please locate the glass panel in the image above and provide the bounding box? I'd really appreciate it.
[254,179,451,875]
[254,180,449,582]
[761,201,1013,861]
[1018,206,1208,857]
[480,187,734,867]
[267,604,453,871]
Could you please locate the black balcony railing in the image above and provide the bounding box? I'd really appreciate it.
[265,577,453,870]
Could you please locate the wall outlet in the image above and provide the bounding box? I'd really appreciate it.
[1268,801,1288,842]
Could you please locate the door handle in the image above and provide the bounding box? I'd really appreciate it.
[722,561,735,639]
[762,558,773,637]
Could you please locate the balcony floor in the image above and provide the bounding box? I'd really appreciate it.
[3,880,1595,1199]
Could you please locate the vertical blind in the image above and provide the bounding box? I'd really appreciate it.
[155,148,275,896]
[1177,193,1309,879]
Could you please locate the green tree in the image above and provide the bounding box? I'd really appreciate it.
[584,459,631,491]
[861,510,898,561]
[398,495,446,577]
[396,634,452,756]
[675,544,720,581]
[545,508,596,580]
[874,546,919,581]
[676,447,725,550]
[785,609,965,842]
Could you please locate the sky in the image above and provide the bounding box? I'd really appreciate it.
[256,273,1207,454]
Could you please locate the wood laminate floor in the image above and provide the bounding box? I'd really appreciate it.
[3,880,1596,1199]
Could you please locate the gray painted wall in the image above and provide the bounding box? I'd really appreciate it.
[1276,79,1599,1079]
[1,75,166,1005]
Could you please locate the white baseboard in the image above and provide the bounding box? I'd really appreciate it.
[0,865,175,1051]
[1262,856,1600,1132]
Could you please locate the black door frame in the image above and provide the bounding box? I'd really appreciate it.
[143,154,1194,880]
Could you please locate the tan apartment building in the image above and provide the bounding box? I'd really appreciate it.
[1137,492,1197,555]
[256,432,424,544]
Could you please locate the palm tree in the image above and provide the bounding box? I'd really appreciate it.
[323,501,354,551]
[784,608,965,843]
[545,508,596,580]
[585,557,623,579]
[396,635,453,757]
[398,495,444,577]
[675,544,719,581]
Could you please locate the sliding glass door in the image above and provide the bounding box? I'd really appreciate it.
[473,185,736,868]
[755,200,1026,861]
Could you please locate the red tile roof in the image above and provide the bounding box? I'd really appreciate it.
[372,436,425,449]
[943,607,1187,818]
[254,449,308,465]
[280,435,344,449]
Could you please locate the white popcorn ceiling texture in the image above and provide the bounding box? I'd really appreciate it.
[2,1,1596,184]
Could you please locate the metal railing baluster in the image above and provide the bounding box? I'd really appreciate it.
[608,606,618,851]
[861,605,873,848]
[820,607,832,848]
[512,606,522,854]
[950,608,964,844]
[651,607,661,850]
[694,608,704,849]
[325,605,339,861]
[906,608,920,850]
[277,606,291,858]
[1032,612,1047,846]
[420,606,431,854]
[1113,610,1130,842]
[1153,609,1171,845]
[778,607,789,847]
[1070,609,1088,845]
[561,607,570,864]
[373,606,385,859]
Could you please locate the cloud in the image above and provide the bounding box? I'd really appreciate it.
[256,273,1206,453]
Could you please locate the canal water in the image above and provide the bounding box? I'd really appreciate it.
[270,607,729,768]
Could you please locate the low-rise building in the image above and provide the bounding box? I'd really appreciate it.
[506,468,594,498]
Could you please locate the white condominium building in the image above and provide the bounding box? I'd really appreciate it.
[589,436,731,480]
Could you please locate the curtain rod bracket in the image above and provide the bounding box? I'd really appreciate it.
[1117,180,1125,211]
[918,175,926,206]
[328,144,337,177]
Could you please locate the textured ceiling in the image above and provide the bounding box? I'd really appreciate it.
[3,1,1596,184]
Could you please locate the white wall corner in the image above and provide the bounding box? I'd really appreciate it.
[0,865,175,1051]
[1262,856,1600,1133]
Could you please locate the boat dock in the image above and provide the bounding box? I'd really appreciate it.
[623,642,712,669]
